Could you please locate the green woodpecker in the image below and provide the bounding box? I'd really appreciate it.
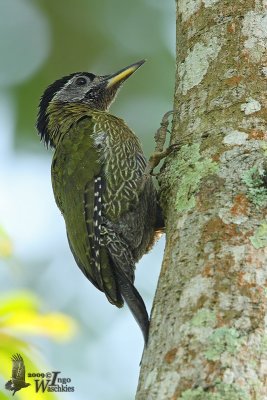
[36,60,162,343]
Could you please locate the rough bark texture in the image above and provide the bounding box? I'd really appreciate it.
[136,0,267,399]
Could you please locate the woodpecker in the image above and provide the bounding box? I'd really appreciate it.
[37,60,162,343]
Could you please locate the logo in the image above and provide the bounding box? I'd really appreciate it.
[5,353,31,395]
[28,371,75,393]
[5,353,75,395]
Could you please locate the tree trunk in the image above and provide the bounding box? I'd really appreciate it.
[136,0,267,399]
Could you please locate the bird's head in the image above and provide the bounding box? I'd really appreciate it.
[37,60,145,147]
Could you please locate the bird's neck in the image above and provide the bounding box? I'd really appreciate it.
[45,102,106,147]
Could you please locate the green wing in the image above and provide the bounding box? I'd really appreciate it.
[52,116,122,306]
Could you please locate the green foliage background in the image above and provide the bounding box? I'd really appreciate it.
[6,0,175,152]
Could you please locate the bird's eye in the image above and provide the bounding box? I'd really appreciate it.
[75,77,88,86]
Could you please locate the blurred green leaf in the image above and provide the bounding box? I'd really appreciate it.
[0,391,11,400]
[0,292,39,315]
[0,291,77,341]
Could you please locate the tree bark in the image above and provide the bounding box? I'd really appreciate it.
[136,0,267,399]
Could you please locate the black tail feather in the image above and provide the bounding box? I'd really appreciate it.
[114,267,149,344]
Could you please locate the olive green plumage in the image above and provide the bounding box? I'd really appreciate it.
[36,60,161,343]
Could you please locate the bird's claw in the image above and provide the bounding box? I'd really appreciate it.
[139,110,179,194]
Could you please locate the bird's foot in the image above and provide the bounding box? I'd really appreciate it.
[145,110,179,176]
[140,110,179,192]
[145,143,179,177]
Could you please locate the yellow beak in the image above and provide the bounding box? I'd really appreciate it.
[106,59,146,88]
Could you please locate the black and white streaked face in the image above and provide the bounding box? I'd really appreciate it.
[36,71,122,147]
[37,60,146,146]
[53,72,98,102]
[52,72,119,111]
[52,72,117,110]
[40,60,146,112]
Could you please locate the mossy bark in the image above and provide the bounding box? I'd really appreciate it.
[136,0,267,399]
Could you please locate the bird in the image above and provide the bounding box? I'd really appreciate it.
[5,354,30,395]
[36,60,162,343]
